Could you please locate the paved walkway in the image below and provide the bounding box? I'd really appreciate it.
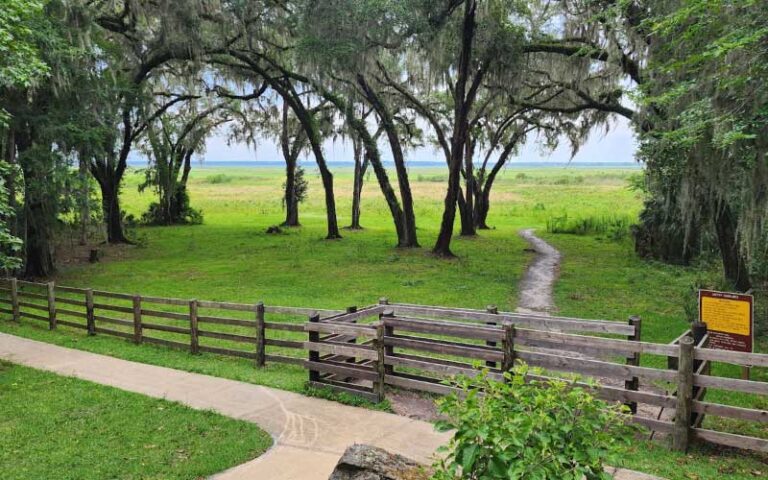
[0,333,660,479]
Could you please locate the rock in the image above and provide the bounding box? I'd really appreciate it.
[329,444,431,480]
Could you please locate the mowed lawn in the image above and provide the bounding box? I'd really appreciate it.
[0,361,271,480]
[1,165,767,479]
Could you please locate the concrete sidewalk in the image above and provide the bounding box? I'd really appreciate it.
[0,333,660,479]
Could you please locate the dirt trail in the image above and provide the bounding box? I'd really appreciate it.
[517,229,561,314]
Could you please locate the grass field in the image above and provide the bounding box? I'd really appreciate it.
[1,164,766,479]
[0,361,271,480]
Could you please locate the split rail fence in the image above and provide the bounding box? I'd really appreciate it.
[0,278,766,454]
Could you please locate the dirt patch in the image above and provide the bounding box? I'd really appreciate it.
[55,241,136,268]
[387,389,443,422]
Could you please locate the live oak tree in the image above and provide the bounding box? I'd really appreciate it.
[140,93,232,225]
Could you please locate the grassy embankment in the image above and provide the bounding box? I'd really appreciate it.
[0,361,271,480]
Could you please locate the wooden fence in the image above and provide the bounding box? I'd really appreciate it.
[0,279,766,453]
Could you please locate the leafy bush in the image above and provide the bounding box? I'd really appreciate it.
[204,173,234,184]
[433,364,636,480]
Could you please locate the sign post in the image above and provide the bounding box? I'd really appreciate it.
[698,289,754,379]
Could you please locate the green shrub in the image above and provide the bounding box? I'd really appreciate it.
[546,214,633,240]
[205,173,234,184]
[432,364,636,480]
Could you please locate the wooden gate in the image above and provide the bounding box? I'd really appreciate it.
[304,307,386,402]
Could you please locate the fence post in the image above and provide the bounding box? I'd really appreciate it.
[189,299,199,355]
[10,278,19,322]
[47,281,56,330]
[85,289,95,335]
[502,322,516,374]
[132,295,142,345]
[373,322,386,403]
[308,313,320,382]
[624,315,642,414]
[673,336,695,451]
[486,305,499,368]
[255,302,266,367]
[378,297,389,306]
[380,308,394,375]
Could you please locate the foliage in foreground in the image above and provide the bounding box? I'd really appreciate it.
[433,365,636,480]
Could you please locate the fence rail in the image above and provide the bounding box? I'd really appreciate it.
[0,279,766,453]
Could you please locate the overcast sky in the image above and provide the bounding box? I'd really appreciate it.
[194,114,638,165]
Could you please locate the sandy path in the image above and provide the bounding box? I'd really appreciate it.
[517,229,561,314]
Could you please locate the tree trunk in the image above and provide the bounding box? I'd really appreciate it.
[4,128,18,239]
[357,75,419,247]
[474,140,515,229]
[282,157,300,227]
[349,137,364,229]
[98,174,131,243]
[318,87,407,245]
[78,152,90,245]
[17,131,55,278]
[460,138,476,236]
[434,0,478,257]
[714,202,751,291]
[283,90,339,239]
[280,103,300,227]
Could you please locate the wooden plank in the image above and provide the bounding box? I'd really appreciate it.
[0,307,14,315]
[516,350,677,383]
[198,345,257,359]
[515,328,678,357]
[694,374,768,396]
[55,297,87,307]
[143,336,189,350]
[305,322,377,338]
[303,341,378,361]
[390,304,635,335]
[140,295,189,306]
[694,348,768,368]
[692,401,768,423]
[94,327,134,339]
[265,338,304,349]
[56,308,87,319]
[198,329,257,344]
[197,300,258,312]
[307,380,379,402]
[197,315,255,327]
[19,311,47,322]
[633,416,675,434]
[18,291,48,300]
[383,334,504,362]
[18,301,49,312]
[0,297,11,305]
[17,279,47,288]
[385,373,461,396]
[267,305,343,316]
[264,354,305,366]
[140,309,189,321]
[385,354,504,381]
[92,303,134,314]
[93,315,133,327]
[305,360,378,381]
[321,306,384,323]
[54,285,88,294]
[141,322,190,335]
[693,428,768,453]
[384,316,504,342]
[264,322,304,332]
[92,290,134,300]
[57,320,87,330]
